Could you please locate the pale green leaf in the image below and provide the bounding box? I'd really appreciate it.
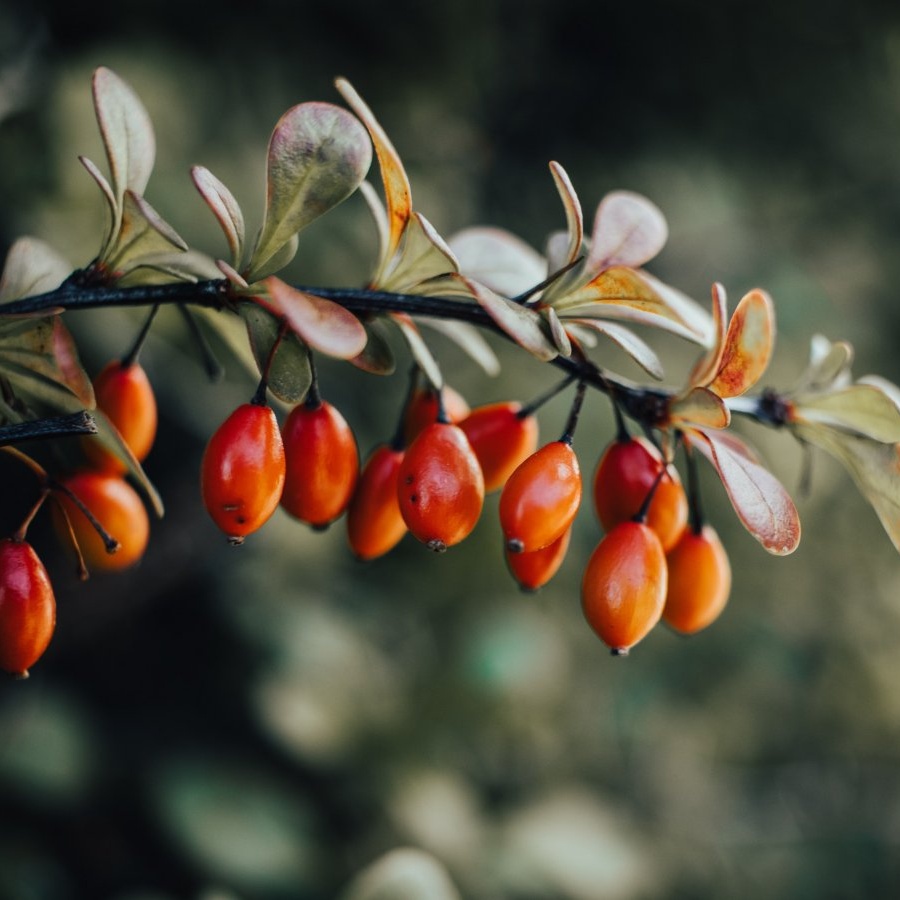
[379,213,458,292]
[448,227,546,298]
[339,848,461,900]
[335,78,411,279]
[79,155,117,255]
[191,165,246,269]
[239,303,313,403]
[83,408,164,516]
[794,335,853,393]
[793,384,900,442]
[543,306,572,356]
[689,427,801,555]
[92,67,155,209]
[185,305,259,378]
[349,318,395,375]
[0,237,70,303]
[467,280,557,362]
[390,313,443,389]
[669,387,730,428]
[416,316,500,375]
[359,180,390,277]
[103,191,188,276]
[585,191,667,273]
[568,319,664,380]
[0,316,93,411]
[259,277,367,360]
[794,423,900,553]
[249,101,371,279]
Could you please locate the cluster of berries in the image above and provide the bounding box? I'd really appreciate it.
[0,359,156,677]
[201,378,732,656]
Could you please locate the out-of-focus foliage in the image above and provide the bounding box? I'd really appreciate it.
[4,1,900,899]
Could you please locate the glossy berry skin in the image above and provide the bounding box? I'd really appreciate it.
[53,472,150,571]
[664,525,731,634]
[347,444,407,560]
[581,521,668,655]
[403,386,469,445]
[202,403,285,543]
[506,527,571,592]
[281,400,359,528]
[499,440,582,553]
[593,436,688,552]
[397,421,484,551]
[459,402,539,493]
[0,540,56,677]
[84,360,158,473]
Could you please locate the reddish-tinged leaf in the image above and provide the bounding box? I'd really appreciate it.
[335,78,411,278]
[51,318,94,407]
[688,282,728,388]
[0,237,70,303]
[349,318,396,375]
[216,259,249,289]
[448,227,546,297]
[191,166,245,269]
[707,289,774,398]
[249,101,372,279]
[689,427,801,555]
[585,191,667,273]
[260,277,367,359]
[92,67,155,208]
[549,161,583,267]
[553,266,708,344]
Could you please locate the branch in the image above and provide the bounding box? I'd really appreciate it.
[0,411,97,446]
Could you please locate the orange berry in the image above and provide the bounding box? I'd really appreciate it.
[506,527,571,592]
[403,385,469,445]
[201,403,285,543]
[347,444,407,560]
[84,360,158,473]
[663,525,731,634]
[581,520,667,655]
[499,440,582,553]
[53,471,150,571]
[0,539,56,677]
[459,401,539,493]
[281,400,359,528]
[397,421,484,551]
[593,436,687,551]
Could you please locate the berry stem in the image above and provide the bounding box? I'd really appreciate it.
[391,366,419,451]
[13,488,50,542]
[49,481,120,556]
[559,380,587,445]
[435,388,450,425]
[121,303,160,368]
[304,347,322,409]
[682,438,705,535]
[517,374,576,419]
[634,465,669,525]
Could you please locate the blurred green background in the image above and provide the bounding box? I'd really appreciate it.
[3,1,900,897]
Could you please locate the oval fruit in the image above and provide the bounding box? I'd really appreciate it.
[201,403,285,543]
[459,401,539,493]
[347,443,407,560]
[506,527,571,592]
[663,525,731,634]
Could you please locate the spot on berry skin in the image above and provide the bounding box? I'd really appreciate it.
[410,494,419,504]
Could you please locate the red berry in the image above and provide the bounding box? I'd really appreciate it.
[201,403,285,543]
[53,471,150,571]
[663,525,731,634]
[397,421,484,551]
[593,436,687,551]
[403,385,469,445]
[581,521,667,655]
[0,539,56,677]
[85,360,158,471]
[499,441,582,553]
[459,401,539,493]
[281,400,359,528]
[347,444,407,560]
[506,527,571,592]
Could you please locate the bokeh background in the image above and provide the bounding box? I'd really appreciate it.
[3,1,900,897]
